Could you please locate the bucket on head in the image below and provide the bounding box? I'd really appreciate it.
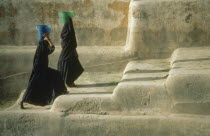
[36,25,51,40]
[59,11,74,24]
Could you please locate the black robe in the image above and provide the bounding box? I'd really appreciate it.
[22,40,67,106]
[57,17,84,86]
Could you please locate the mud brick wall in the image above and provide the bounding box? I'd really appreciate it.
[0,0,130,46]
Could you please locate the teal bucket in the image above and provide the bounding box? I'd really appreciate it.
[36,25,51,40]
[59,12,74,24]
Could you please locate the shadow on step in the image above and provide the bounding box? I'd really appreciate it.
[121,75,168,82]
[125,69,170,74]
[76,82,119,88]
[172,57,210,64]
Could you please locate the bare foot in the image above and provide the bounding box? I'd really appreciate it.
[19,101,25,109]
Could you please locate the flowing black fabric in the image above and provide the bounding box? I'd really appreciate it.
[58,17,84,86]
[22,40,67,106]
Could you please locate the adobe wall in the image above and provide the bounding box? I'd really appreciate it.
[0,0,130,46]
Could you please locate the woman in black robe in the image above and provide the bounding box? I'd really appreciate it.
[20,34,67,109]
[57,17,84,87]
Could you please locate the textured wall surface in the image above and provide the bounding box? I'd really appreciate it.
[125,0,210,58]
[0,0,130,46]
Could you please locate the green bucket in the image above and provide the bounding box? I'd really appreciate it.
[59,12,75,24]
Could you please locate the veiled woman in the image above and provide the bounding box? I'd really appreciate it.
[20,34,67,109]
[57,17,84,87]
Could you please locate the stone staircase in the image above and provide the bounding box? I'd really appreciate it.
[51,59,172,114]
[1,47,210,136]
[51,47,210,116]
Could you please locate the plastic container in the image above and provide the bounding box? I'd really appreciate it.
[59,11,74,24]
[36,25,51,40]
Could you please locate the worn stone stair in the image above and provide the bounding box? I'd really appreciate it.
[1,47,210,136]
[51,47,210,115]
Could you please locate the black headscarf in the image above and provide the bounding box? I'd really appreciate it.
[59,17,78,61]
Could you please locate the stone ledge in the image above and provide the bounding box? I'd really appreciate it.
[50,94,115,113]
[51,47,210,114]
[166,47,210,114]
[0,46,133,75]
[51,59,172,113]
[170,47,210,67]
[1,111,210,136]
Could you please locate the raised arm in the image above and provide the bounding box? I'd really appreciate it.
[43,33,55,54]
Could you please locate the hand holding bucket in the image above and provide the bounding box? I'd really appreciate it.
[36,25,52,40]
[59,11,75,24]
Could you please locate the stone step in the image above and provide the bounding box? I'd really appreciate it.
[112,59,172,113]
[68,72,122,94]
[51,93,114,114]
[123,59,170,74]
[1,110,210,136]
[166,47,210,114]
[51,59,172,114]
[51,47,210,115]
